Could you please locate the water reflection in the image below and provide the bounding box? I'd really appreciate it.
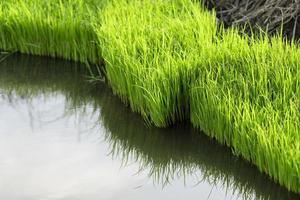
[0,54,299,200]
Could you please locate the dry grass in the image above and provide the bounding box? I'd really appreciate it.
[203,0,300,38]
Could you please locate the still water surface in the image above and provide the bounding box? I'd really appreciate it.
[0,54,299,200]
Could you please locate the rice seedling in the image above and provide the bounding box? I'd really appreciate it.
[97,0,300,193]
[190,32,300,193]
[0,0,107,63]
[97,0,218,126]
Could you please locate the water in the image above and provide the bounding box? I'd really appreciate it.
[0,54,299,200]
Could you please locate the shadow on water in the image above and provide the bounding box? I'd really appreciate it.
[0,54,299,200]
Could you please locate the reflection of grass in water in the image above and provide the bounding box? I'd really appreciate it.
[0,54,90,99]
[99,98,299,200]
[0,53,11,63]
[0,54,98,126]
[65,83,300,200]
[0,55,299,200]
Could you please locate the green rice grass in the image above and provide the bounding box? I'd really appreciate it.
[98,0,300,193]
[0,0,299,194]
[0,0,107,63]
[97,0,218,126]
[190,34,300,192]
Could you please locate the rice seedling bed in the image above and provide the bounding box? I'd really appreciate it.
[98,0,300,193]
[0,0,107,63]
[0,0,299,194]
